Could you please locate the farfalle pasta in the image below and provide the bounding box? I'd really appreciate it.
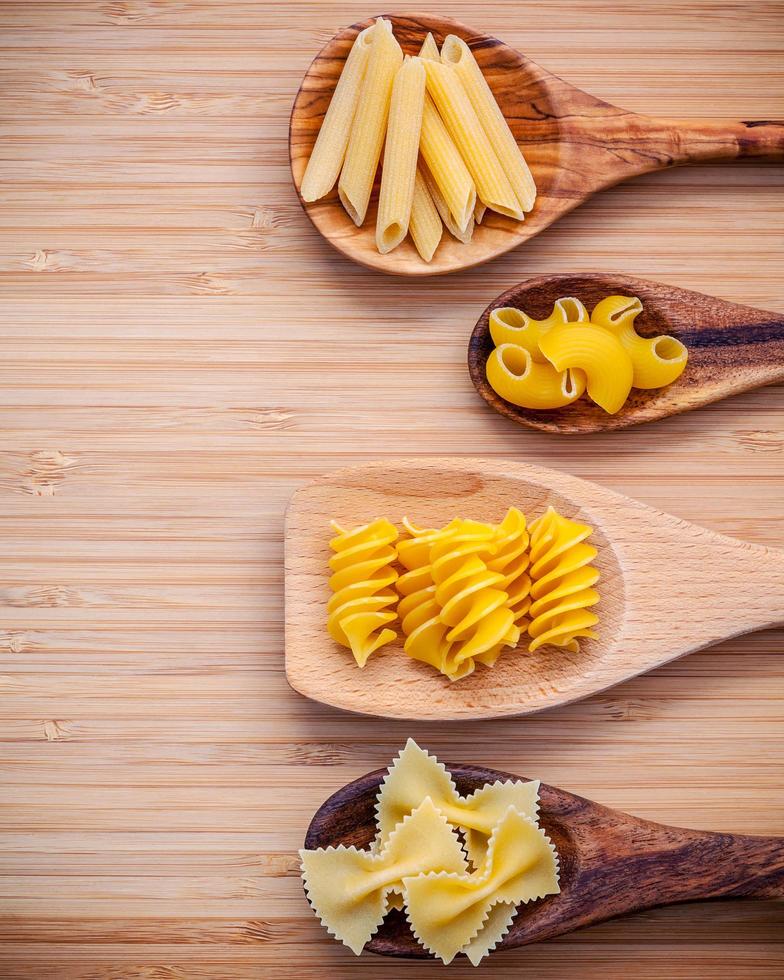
[326,505,600,675]
[327,518,399,667]
[376,739,540,866]
[485,295,689,414]
[301,741,560,965]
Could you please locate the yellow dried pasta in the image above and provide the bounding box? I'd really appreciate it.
[527,506,600,653]
[486,343,586,410]
[327,518,398,666]
[538,323,634,415]
[375,739,540,867]
[403,805,560,964]
[300,796,466,955]
[409,166,443,261]
[591,295,689,389]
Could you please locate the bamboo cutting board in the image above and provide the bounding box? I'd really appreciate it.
[0,2,782,978]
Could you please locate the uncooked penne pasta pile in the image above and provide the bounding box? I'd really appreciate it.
[301,19,536,262]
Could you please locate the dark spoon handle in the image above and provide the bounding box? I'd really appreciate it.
[658,117,784,163]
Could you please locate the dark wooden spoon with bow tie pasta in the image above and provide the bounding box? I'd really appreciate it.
[304,762,784,959]
[289,13,784,275]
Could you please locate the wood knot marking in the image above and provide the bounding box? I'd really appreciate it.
[250,208,277,231]
[10,586,80,608]
[181,273,232,295]
[23,450,79,496]
[242,919,276,943]
[600,697,661,722]
[66,69,98,91]
[737,430,783,453]
[139,93,181,114]
[287,742,355,765]
[25,249,57,272]
[103,1,156,24]
[234,408,295,431]
[1,631,29,654]
[43,720,70,741]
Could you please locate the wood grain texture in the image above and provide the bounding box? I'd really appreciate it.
[305,762,784,958]
[468,274,784,432]
[286,458,784,718]
[0,1,783,977]
[290,12,784,275]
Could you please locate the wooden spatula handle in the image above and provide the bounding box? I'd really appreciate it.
[653,117,784,163]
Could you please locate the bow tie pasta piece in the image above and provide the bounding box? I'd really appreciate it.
[528,506,599,653]
[327,518,399,667]
[300,796,467,956]
[488,298,589,361]
[462,900,517,966]
[404,805,560,964]
[591,295,688,390]
[375,739,540,866]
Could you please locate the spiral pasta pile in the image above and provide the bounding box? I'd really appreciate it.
[485,294,688,415]
[327,518,399,667]
[327,505,598,678]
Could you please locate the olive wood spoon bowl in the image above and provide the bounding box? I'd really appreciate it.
[468,273,784,433]
[285,458,784,720]
[289,13,784,276]
[304,762,784,958]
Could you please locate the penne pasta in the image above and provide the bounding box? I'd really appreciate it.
[300,23,378,202]
[338,19,403,226]
[409,167,443,262]
[474,200,486,224]
[377,56,426,253]
[442,34,537,213]
[418,33,475,234]
[423,58,524,220]
[422,162,474,243]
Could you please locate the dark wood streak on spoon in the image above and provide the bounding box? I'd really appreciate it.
[468,273,784,433]
[304,763,784,959]
[289,13,784,276]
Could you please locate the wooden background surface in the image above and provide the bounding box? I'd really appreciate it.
[0,1,782,977]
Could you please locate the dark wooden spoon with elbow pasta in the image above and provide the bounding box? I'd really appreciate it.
[289,13,784,276]
[304,762,784,958]
[468,273,784,433]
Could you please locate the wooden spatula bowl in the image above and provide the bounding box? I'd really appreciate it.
[304,761,784,958]
[289,13,784,276]
[468,273,784,433]
[285,458,784,720]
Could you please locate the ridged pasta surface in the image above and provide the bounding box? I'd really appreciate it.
[327,518,399,667]
[527,506,599,653]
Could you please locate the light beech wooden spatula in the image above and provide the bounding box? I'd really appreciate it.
[285,458,784,720]
[304,760,784,958]
[289,13,784,275]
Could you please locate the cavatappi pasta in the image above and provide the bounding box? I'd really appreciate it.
[300,740,560,964]
[301,19,536,261]
[485,295,689,414]
[326,505,600,678]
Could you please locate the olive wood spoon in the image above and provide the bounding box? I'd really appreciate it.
[468,273,784,433]
[289,13,784,276]
[285,457,784,720]
[304,762,784,959]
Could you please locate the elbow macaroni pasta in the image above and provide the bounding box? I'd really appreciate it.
[327,518,399,667]
[591,295,688,389]
[485,295,689,414]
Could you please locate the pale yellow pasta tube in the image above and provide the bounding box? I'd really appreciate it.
[474,200,486,224]
[591,295,689,389]
[409,167,443,261]
[422,162,474,243]
[419,90,476,232]
[486,344,586,410]
[301,24,378,202]
[441,35,537,213]
[376,57,426,253]
[539,325,634,414]
[423,59,523,221]
[338,21,403,226]
[418,31,441,61]
[489,298,589,362]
